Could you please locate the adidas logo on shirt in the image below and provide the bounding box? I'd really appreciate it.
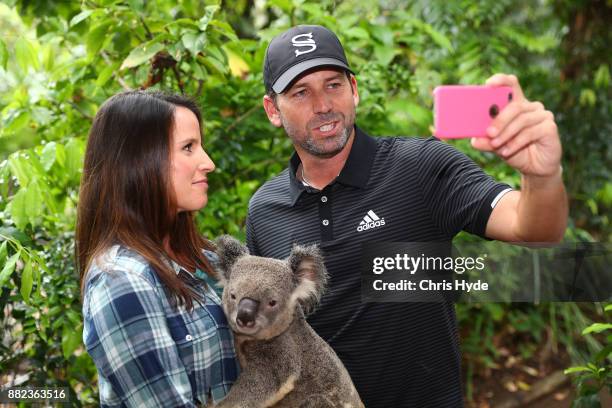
[357,210,386,232]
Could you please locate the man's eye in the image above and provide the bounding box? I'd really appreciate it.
[328,82,341,88]
[183,143,193,152]
[293,90,306,98]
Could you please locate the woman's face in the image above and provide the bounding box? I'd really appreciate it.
[170,107,215,212]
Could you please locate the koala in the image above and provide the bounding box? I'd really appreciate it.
[213,235,364,408]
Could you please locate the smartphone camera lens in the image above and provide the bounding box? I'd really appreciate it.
[489,104,499,118]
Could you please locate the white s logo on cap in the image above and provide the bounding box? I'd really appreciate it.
[291,33,317,57]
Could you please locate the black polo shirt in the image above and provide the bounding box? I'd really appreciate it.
[246,126,511,407]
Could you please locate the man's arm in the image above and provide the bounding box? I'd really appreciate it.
[472,74,568,242]
[485,169,567,242]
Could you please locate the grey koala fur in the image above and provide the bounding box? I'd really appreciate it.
[213,235,364,408]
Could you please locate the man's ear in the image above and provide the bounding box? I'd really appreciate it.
[263,94,282,128]
[214,235,249,282]
[349,74,360,107]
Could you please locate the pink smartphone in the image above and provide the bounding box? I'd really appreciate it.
[433,85,513,139]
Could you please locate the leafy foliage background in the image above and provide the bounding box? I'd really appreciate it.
[0,0,609,406]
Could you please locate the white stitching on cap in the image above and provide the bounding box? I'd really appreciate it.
[291,33,317,57]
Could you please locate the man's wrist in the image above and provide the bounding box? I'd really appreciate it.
[521,165,564,190]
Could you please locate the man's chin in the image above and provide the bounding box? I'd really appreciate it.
[304,133,351,158]
[310,146,345,159]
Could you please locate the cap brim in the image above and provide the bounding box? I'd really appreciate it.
[272,58,352,93]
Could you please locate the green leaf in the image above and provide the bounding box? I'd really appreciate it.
[64,138,85,182]
[52,316,65,331]
[374,45,397,66]
[594,64,610,89]
[86,21,112,59]
[499,25,557,53]
[209,20,238,42]
[0,250,21,287]
[40,142,57,171]
[423,25,453,52]
[0,39,8,70]
[299,3,324,18]
[62,324,82,359]
[25,180,44,225]
[120,41,165,70]
[0,241,7,265]
[67,309,81,326]
[70,10,94,27]
[8,188,29,229]
[95,62,119,88]
[605,304,612,312]
[55,143,66,168]
[579,88,596,107]
[3,110,31,135]
[165,18,199,31]
[20,259,33,302]
[14,37,39,71]
[370,25,394,46]
[594,344,612,363]
[344,27,370,41]
[182,32,206,56]
[267,0,293,14]
[8,153,32,187]
[564,366,592,375]
[582,323,612,335]
[198,5,220,31]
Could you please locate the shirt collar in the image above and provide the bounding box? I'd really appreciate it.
[288,126,378,206]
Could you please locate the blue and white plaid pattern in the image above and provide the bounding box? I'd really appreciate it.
[82,246,238,407]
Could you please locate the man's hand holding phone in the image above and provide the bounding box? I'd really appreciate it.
[434,74,562,179]
[472,74,562,179]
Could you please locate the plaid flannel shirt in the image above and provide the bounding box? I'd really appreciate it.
[82,245,239,407]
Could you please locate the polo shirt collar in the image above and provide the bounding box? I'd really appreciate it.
[288,126,378,206]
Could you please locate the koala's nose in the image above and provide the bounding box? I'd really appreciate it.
[236,298,259,328]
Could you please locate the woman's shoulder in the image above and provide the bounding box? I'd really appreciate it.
[84,245,160,297]
[202,249,220,267]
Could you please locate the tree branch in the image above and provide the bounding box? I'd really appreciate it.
[101,52,132,90]
[172,66,185,94]
[138,15,154,40]
[196,79,204,97]
[226,105,260,132]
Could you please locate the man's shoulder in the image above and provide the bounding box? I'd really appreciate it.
[249,168,291,207]
[369,135,447,171]
[376,135,465,164]
[373,135,433,156]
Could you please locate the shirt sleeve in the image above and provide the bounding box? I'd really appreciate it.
[84,270,196,408]
[415,137,512,238]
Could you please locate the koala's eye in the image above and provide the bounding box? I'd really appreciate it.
[230,293,236,300]
[268,300,277,307]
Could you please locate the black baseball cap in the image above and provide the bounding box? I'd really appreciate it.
[263,25,354,94]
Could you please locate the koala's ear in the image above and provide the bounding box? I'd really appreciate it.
[288,244,328,315]
[214,235,249,281]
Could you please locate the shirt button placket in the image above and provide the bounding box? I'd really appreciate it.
[318,189,333,241]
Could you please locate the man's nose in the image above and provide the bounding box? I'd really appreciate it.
[312,91,332,114]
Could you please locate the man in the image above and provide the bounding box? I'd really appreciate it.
[246,25,567,407]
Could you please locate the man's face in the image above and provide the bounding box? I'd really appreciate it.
[264,69,360,158]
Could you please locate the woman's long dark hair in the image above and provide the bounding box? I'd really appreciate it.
[76,90,214,310]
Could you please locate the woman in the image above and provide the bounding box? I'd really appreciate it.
[77,91,238,407]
